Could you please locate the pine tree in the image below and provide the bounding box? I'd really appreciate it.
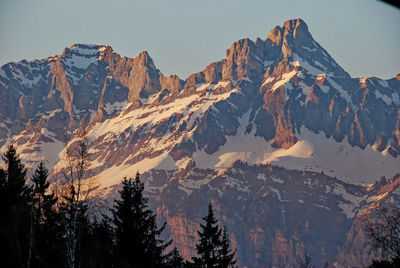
[192,202,222,267]
[0,145,31,267]
[80,218,114,268]
[219,226,237,267]
[112,172,171,267]
[32,162,57,221]
[166,246,185,268]
[30,162,62,268]
[193,203,237,268]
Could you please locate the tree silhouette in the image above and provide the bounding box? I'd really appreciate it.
[0,145,31,267]
[112,172,170,267]
[57,134,100,268]
[80,218,114,268]
[166,246,185,267]
[219,226,237,267]
[193,202,236,267]
[365,205,400,267]
[30,162,62,268]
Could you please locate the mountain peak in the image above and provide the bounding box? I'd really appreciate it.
[62,43,109,58]
[266,18,310,44]
[136,51,155,68]
[282,18,308,34]
[281,18,312,45]
[70,43,107,50]
[264,18,350,78]
[266,25,283,46]
[57,44,112,84]
[138,50,150,58]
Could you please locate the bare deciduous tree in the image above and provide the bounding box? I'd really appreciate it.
[365,205,400,261]
[297,249,313,268]
[55,130,102,268]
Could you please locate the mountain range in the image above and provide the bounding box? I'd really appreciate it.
[1,18,399,267]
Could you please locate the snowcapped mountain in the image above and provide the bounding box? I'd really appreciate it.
[1,18,399,266]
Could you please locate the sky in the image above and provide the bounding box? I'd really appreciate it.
[0,0,399,80]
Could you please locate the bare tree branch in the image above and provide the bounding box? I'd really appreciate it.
[365,205,400,261]
[54,129,103,268]
[297,249,313,268]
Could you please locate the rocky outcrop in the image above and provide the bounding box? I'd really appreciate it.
[138,163,400,267]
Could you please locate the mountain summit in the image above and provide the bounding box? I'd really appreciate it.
[0,19,399,266]
[264,18,350,78]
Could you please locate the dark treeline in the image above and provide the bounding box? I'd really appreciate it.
[2,143,397,268]
[0,145,236,268]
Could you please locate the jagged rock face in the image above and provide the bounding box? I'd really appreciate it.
[141,163,400,267]
[1,19,400,266]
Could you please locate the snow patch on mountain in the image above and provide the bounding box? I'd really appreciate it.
[292,53,326,76]
[62,54,96,70]
[392,92,400,105]
[225,176,250,193]
[325,77,354,109]
[374,90,399,106]
[193,110,313,171]
[88,151,177,189]
[299,81,312,104]
[89,84,239,140]
[269,186,282,201]
[194,121,399,184]
[377,79,389,88]
[62,44,107,84]
[178,175,212,195]
[375,91,392,105]
[261,77,275,87]
[196,81,232,92]
[2,129,64,171]
[104,100,128,114]
[81,83,244,188]
[268,70,298,92]
[0,59,53,88]
[196,83,211,92]
[331,183,363,218]
[0,67,7,79]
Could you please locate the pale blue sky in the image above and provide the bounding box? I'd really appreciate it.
[0,0,399,79]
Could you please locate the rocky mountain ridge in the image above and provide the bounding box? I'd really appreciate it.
[1,18,400,266]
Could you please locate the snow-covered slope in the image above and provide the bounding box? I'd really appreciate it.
[79,87,399,186]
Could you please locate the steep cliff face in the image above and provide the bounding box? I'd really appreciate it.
[139,163,400,267]
[1,18,400,266]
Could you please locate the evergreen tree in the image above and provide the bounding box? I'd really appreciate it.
[31,162,57,221]
[193,203,237,268]
[0,145,31,267]
[192,203,222,267]
[219,226,237,267]
[30,162,63,268]
[80,218,114,268]
[112,172,171,267]
[166,246,185,268]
